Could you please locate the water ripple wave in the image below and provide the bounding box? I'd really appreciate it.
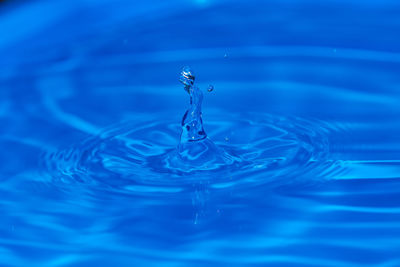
[43,113,332,194]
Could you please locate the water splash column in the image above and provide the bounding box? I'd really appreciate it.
[179,66,207,144]
[172,66,233,168]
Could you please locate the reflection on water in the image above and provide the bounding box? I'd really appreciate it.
[1,0,400,266]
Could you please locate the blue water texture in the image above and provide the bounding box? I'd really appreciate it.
[1,0,400,266]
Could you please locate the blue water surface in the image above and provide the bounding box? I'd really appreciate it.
[1,0,400,266]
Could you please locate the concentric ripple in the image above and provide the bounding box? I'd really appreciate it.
[43,112,331,193]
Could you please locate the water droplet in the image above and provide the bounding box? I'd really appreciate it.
[179,66,195,90]
[207,84,214,92]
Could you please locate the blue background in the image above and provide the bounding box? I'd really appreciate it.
[1,0,400,266]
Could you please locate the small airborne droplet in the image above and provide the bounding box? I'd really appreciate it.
[207,85,214,92]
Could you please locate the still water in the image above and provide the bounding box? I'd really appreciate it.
[1,0,400,266]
